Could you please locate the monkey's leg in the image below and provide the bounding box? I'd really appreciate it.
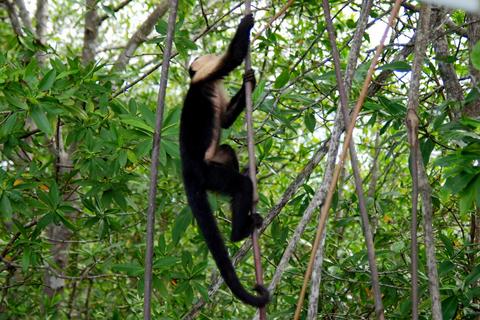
[205,163,255,242]
[209,144,239,171]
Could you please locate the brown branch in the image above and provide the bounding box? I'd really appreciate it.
[112,0,169,71]
[143,0,178,319]
[244,1,266,318]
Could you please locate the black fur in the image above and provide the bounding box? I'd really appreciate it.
[179,15,269,307]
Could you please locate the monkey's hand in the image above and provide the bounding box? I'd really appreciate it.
[239,13,254,31]
[243,69,257,90]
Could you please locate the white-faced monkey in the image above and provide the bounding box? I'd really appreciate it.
[179,14,269,307]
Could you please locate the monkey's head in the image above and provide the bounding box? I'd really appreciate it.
[189,54,222,82]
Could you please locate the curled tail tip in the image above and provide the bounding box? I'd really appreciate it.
[252,284,270,307]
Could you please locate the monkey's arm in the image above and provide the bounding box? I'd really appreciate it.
[221,70,256,128]
[192,15,254,84]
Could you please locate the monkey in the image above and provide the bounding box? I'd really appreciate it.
[179,14,269,307]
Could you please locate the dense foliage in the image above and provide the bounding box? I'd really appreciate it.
[0,0,479,319]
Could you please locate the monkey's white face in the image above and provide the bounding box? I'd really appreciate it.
[189,54,222,83]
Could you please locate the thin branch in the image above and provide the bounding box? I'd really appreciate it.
[143,0,178,319]
[244,1,266,318]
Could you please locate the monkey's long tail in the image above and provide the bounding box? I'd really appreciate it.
[184,180,270,307]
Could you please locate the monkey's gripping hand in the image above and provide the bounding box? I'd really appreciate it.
[243,69,257,90]
[239,13,255,31]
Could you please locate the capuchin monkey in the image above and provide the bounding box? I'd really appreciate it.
[179,14,269,307]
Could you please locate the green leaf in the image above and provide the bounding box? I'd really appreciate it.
[438,261,455,275]
[22,247,31,271]
[112,263,143,276]
[274,69,290,89]
[38,69,57,91]
[4,92,28,110]
[0,113,18,136]
[153,256,179,269]
[36,213,54,231]
[172,209,192,244]
[444,171,476,194]
[439,233,454,257]
[441,296,458,320]
[471,40,480,71]
[420,138,434,166]
[304,111,316,133]
[162,140,179,159]
[459,181,476,214]
[378,60,411,72]
[465,265,480,287]
[155,19,168,35]
[55,211,76,231]
[119,117,154,133]
[0,194,13,219]
[30,106,52,135]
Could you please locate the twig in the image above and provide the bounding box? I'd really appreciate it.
[293,1,403,319]
[143,0,178,319]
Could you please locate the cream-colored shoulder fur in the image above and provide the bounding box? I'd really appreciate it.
[191,54,224,84]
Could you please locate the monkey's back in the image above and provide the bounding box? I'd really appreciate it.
[179,83,217,176]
